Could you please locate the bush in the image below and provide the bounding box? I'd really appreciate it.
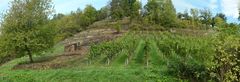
[209,33,240,82]
[114,22,121,33]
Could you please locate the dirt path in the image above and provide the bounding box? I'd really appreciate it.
[13,29,126,70]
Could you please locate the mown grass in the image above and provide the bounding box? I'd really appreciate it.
[133,40,145,65]
[0,57,180,82]
[0,67,148,82]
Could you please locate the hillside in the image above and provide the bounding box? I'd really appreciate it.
[0,0,240,82]
[11,29,124,70]
[0,28,218,82]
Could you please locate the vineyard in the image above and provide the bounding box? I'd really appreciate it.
[86,31,216,81]
[1,30,240,81]
[1,0,240,81]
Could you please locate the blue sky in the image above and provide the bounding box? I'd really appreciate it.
[0,0,239,23]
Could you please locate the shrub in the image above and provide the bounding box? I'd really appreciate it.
[114,22,121,33]
[209,34,240,82]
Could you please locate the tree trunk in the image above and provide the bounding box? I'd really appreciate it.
[25,45,33,63]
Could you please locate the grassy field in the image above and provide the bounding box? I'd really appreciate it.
[0,31,216,82]
[0,57,179,82]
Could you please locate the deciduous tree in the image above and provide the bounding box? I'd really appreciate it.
[199,9,212,27]
[83,5,97,26]
[0,0,55,63]
[161,0,178,27]
[110,0,124,20]
[190,8,199,27]
[144,0,161,24]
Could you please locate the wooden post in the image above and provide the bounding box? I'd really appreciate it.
[107,58,110,65]
[125,58,129,66]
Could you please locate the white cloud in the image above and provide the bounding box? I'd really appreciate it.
[221,0,240,18]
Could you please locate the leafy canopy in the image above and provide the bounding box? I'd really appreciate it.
[0,0,55,62]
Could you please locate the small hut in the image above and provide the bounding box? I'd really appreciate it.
[63,29,124,55]
[64,42,81,53]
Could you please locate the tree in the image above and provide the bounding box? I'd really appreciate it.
[238,8,240,21]
[83,5,97,26]
[144,0,178,27]
[210,34,240,82]
[160,0,178,27]
[0,0,54,63]
[215,13,227,22]
[119,0,140,18]
[214,17,225,28]
[110,0,124,20]
[199,9,212,27]
[97,6,110,21]
[119,0,131,16]
[177,9,190,20]
[74,9,84,29]
[190,8,199,26]
[55,15,79,38]
[144,0,161,24]
[110,0,141,21]
[177,12,184,20]
[212,13,227,27]
[183,9,191,20]
[70,5,98,30]
[52,13,65,20]
[53,5,98,39]
[130,0,141,21]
